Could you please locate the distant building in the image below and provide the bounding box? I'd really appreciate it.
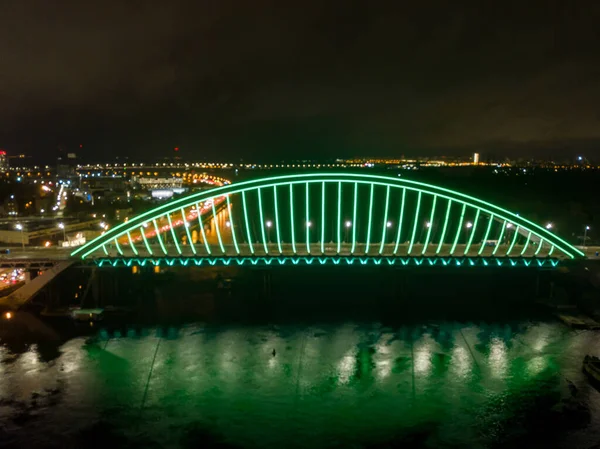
[473,153,480,165]
[0,150,8,170]
[57,145,77,180]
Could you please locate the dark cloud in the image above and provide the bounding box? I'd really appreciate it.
[0,0,599,161]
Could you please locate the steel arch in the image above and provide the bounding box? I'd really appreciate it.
[72,173,583,260]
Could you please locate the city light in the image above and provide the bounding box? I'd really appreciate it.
[345,221,352,228]
[586,225,591,230]
[306,221,312,227]
[3,312,12,320]
[225,221,231,228]
[15,224,22,230]
[506,223,513,228]
[265,220,272,228]
[58,223,65,229]
[466,222,473,228]
[386,221,392,228]
[425,221,431,228]
[545,223,553,229]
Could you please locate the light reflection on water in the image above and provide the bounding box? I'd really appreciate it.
[2,321,600,448]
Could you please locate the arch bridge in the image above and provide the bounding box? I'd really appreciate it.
[72,173,583,268]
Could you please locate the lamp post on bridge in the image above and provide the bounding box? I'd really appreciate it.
[266,220,272,244]
[58,222,66,243]
[345,220,351,243]
[15,223,24,251]
[583,225,590,249]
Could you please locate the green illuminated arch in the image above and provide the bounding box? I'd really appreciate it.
[72,173,583,260]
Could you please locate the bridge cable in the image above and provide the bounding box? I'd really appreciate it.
[289,184,296,254]
[180,208,196,255]
[152,219,168,255]
[321,182,326,254]
[520,231,532,256]
[436,199,452,255]
[306,183,311,254]
[211,200,226,254]
[534,238,544,256]
[464,209,480,256]
[241,192,254,254]
[394,188,407,254]
[273,186,283,254]
[478,213,495,256]
[167,214,182,255]
[422,195,437,255]
[492,221,507,256]
[506,225,520,256]
[101,244,108,256]
[257,188,268,254]
[225,196,240,255]
[548,244,555,256]
[379,185,391,254]
[407,191,422,255]
[337,182,342,254]
[449,204,466,255]
[351,182,358,254]
[114,238,124,256]
[140,226,153,255]
[196,202,212,255]
[365,183,375,254]
[127,231,139,256]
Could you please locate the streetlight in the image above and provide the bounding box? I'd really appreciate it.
[425,222,432,228]
[225,220,231,228]
[15,223,24,251]
[266,220,273,243]
[345,220,352,242]
[545,223,553,230]
[58,222,66,242]
[584,225,590,248]
[466,222,473,229]
[306,221,312,228]
[386,221,392,228]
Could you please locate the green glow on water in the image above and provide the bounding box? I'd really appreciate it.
[365,183,375,254]
[225,197,239,254]
[394,188,406,254]
[379,186,391,254]
[422,195,437,255]
[436,199,452,255]
[408,191,422,255]
[450,204,466,255]
[241,192,254,254]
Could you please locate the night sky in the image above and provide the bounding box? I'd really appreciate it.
[1,1,599,162]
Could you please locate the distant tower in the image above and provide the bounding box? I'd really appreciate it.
[473,153,480,165]
[0,150,8,170]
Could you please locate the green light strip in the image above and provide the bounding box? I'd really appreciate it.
[257,188,268,254]
[140,227,152,254]
[196,202,212,255]
[492,221,507,256]
[365,183,375,254]
[273,186,282,254]
[379,186,391,254]
[211,201,225,254]
[449,204,466,255]
[226,196,240,255]
[520,231,532,256]
[306,183,310,254]
[436,199,452,254]
[506,225,520,256]
[351,182,358,254]
[534,238,544,256]
[408,191,422,255]
[394,188,406,254]
[102,245,108,255]
[478,214,494,256]
[422,195,437,255]
[74,173,581,260]
[464,209,480,256]
[167,214,182,255]
[153,219,168,255]
[321,182,326,254]
[549,245,555,256]
[337,182,342,254]
[241,192,253,254]
[127,231,138,256]
[114,238,124,256]
[181,208,196,255]
[289,184,296,254]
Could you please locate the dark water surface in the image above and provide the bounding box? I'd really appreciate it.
[2,318,600,448]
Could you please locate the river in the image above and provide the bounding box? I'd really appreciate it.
[2,313,600,448]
